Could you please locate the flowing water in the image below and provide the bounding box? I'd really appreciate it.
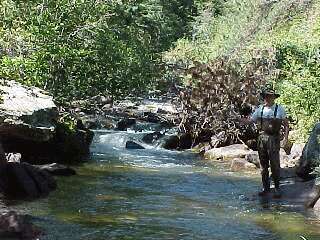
[12,130,320,240]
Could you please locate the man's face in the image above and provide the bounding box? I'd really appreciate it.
[264,94,276,104]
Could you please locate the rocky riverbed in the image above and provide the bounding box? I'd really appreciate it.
[1,79,320,239]
[0,80,94,239]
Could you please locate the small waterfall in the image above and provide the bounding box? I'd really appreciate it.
[90,130,197,169]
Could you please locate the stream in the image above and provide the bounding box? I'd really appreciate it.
[11,129,320,240]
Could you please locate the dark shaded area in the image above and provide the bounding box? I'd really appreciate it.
[0,211,43,240]
[0,162,56,199]
[117,118,136,131]
[0,125,94,165]
[142,131,164,144]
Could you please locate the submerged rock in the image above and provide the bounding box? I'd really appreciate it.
[36,163,76,176]
[0,211,42,240]
[125,141,145,149]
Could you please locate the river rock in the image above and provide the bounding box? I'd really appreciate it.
[142,131,164,144]
[117,118,136,131]
[204,144,253,161]
[280,148,290,168]
[231,158,257,171]
[244,148,296,169]
[179,133,193,149]
[0,211,42,239]
[0,162,56,199]
[125,141,145,149]
[37,163,76,176]
[296,123,320,179]
[159,134,193,150]
[160,135,180,150]
[245,151,260,168]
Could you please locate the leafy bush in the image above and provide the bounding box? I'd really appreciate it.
[276,43,320,140]
[0,0,200,101]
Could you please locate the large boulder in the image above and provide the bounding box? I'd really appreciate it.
[0,80,94,164]
[0,80,58,141]
[204,144,253,161]
[296,123,320,178]
[0,162,56,199]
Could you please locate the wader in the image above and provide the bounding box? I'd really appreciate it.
[257,105,282,191]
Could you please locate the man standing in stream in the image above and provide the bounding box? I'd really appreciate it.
[244,85,289,198]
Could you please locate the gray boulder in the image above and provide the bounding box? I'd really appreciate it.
[0,80,58,142]
[204,144,253,161]
[296,123,320,178]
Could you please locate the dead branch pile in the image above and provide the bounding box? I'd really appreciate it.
[178,49,277,148]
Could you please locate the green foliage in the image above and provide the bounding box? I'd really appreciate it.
[0,0,200,101]
[165,0,320,141]
[58,114,77,134]
[275,43,320,140]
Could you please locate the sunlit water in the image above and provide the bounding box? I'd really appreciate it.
[11,130,320,240]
